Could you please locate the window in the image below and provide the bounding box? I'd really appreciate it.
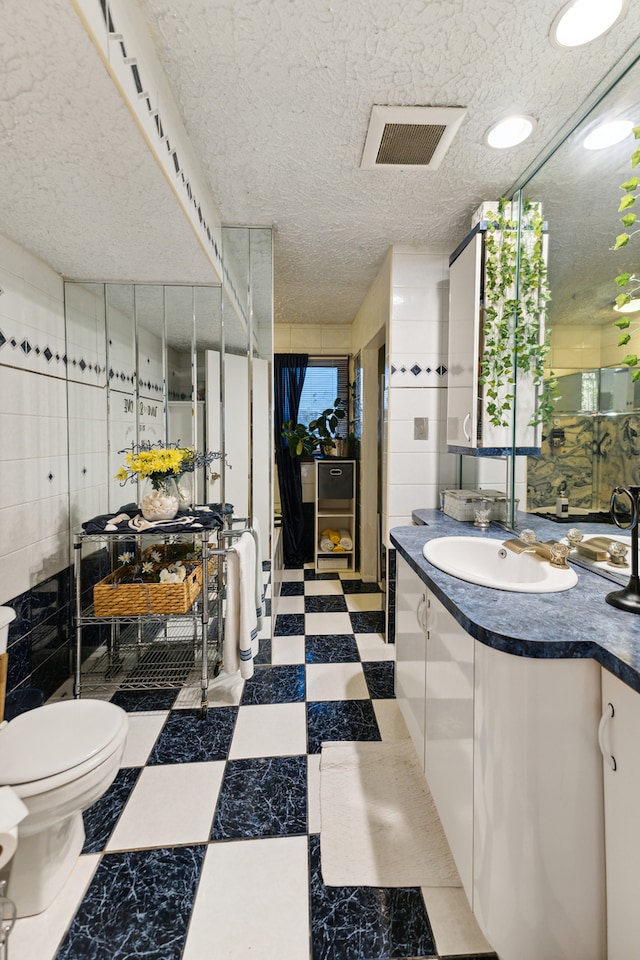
[298,357,350,436]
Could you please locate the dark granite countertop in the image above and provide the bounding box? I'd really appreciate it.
[390,509,640,695]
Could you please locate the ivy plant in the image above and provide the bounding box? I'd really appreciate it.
[481,198,555,428]
[612,125,640,381]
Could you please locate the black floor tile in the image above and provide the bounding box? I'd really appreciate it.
[111,688,179,712]
[147,707,237,763]
[362,662,395,699]
[280,581,305,596]
[274,612,306,635]
[211,755,307,840]
[341,580,382,594]
[308,835,436,960]
[350,611,385,634]
[82,767,141,853]
[305,595,348,613]
[306,700,381,754]
[306,634,360,663]
[55,845,206,960]
[254,634,272,664]
[240,664,305,704]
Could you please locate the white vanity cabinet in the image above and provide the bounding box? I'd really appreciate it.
[473,642,606,960]
[394,555,427,770]
[395,559,474,895]
[394,553,607,960]
[600,668,640,960]
[424,591,474,900]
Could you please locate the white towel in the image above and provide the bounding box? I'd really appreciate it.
[339,529,353,550]
[251,517,265,631]
[320,536,334,553]
[223,531,259,679]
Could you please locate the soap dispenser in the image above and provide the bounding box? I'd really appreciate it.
[555,481,569,519]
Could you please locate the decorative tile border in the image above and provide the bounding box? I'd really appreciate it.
[390,356,448,385]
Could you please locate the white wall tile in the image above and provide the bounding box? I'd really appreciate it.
[390,320,448,356]
[0,532,70,606]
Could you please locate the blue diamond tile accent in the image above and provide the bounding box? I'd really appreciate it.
[426,367,432,373]
[410,364,421,376]
[390,364,397,375]
[400,366,406,373]
[10,338,17,347]
[0,331,5,348]
[436,365,446,375]
[79,359,86,371]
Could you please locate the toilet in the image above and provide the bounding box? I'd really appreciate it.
[0,607,128,917]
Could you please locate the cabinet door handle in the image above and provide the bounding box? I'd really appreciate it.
[598,702,617,771]
[462,413,471,442]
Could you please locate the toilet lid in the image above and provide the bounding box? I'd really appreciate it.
[0,699,127,785]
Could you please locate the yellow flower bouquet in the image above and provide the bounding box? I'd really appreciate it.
[115,447,188,490]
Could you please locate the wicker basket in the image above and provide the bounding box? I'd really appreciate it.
[93,562,207,617]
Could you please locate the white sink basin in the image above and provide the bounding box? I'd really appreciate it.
[422,536,578,593]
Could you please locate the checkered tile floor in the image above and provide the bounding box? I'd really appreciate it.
[12,565,495,960]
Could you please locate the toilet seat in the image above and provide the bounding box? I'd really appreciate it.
[0,700,128,796]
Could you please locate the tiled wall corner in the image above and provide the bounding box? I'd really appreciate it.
[0,233,75,696]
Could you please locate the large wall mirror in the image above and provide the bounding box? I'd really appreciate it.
[65,225,273,559]
[508,51,640,582]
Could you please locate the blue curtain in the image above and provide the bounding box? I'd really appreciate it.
[274,354,309,566]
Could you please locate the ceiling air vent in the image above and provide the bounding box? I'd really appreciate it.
[360,105,467,170]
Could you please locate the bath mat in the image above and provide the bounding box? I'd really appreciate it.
[319,739,461,888]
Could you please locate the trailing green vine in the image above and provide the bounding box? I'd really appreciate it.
[612,124,640,381]
[481,198,555,428]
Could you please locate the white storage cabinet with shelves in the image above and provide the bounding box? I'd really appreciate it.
[73,530,222,716]
[314,460,356,572]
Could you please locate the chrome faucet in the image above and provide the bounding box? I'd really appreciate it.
[502,529,571,568]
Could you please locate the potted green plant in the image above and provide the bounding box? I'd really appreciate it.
[310,397,347,456]
[282,398,347,458]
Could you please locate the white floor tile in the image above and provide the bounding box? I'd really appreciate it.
[106,762,224,851]
[307,753,321,833]
[10,854,99,960]
[173,669,245,709]
[355,633,396,661]
[281,568,304,581]
[304,579,343,595]
[421,886,493,956]
[183,836,310,960]
[373,699,411,741]
[306,662,369,701]
[271,635,305,664]
[119,712,168,767]
[276,595,305,614]
[346,593,383,612]
[229,703,307,759]
[305,611,353,635]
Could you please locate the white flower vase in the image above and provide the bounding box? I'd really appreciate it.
[140,475,180,521]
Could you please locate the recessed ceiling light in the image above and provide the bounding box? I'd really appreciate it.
[614,298,640,314]
[485,116,536,149]
[551,0,629,48]
[583,120,633,150]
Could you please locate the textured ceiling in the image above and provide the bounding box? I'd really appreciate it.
[1,0,640,330]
